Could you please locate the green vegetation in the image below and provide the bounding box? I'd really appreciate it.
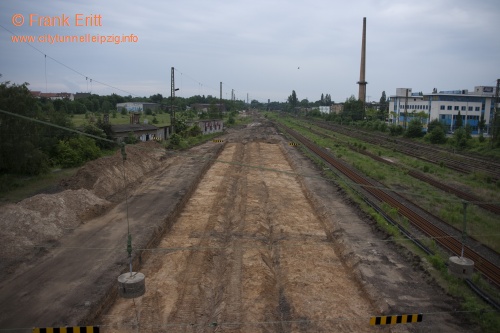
[270,113,500,332]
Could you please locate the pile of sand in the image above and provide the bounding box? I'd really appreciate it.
[0,141,166,271]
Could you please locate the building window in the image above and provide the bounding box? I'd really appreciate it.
[440,105,445,110]
[475,107,480,111]
[454,106,459,110]
[447,105,452,110]
[461,106,466,111]
[468,106,473,111]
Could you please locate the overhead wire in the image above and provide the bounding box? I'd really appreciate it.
[0,23,140,98]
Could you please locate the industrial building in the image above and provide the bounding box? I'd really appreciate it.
[389,86,497,135]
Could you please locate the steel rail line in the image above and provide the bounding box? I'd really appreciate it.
[278,123,500,287]
[310,120,500,181]
[296,121,500,215]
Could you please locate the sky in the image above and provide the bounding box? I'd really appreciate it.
[1,0,499,104]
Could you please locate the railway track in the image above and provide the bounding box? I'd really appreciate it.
[294,121,500,215]
[277,123,500,288]
[309,120,500,182]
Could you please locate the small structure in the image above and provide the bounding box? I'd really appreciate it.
[195,119,224,135]
[448,256,474,279]
[111,113,164,142]
[116,102,160,113]
[118,272,146,299]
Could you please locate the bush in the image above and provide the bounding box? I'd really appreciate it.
[405,119,424,138]
[187,125,202,137]
[125,132,139,144]
[389,124,404,136]
[170,133,181,146]
[451,127,470,149]
[56,136,101,168]
[426,126,447,144]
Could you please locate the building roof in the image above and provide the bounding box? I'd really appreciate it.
[111,124,159,134]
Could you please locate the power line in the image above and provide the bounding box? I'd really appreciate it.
[0,23,139,97]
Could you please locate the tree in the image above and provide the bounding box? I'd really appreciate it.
[426,126,447,144]
[287,90,298,111]
[478,113,486,134]
[0,81,50,175]
[320,93,325,105]
[325,94,332,106]
[405,119,424,138]
[455,111,463,129]
[379,91,388,112]
[342,95,364,121]
[427,119,445,134]
[150,93,163,104]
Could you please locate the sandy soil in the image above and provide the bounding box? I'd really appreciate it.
[102,141,378,332]
[0,115,476,332]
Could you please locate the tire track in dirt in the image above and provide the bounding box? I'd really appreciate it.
[102,141,379,333]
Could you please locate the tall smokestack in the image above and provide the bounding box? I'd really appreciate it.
[357,17,367,105]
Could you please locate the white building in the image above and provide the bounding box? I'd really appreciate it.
[389,86,497,135]
[116,102,160,113]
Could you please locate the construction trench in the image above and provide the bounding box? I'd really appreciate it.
[0,118,474,332]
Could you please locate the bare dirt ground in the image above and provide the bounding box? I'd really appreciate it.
[0,114,477,332]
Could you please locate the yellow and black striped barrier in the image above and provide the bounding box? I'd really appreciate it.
[288,142,299,146]
[370,313,422,325]
[212,139,224,143]
[33,327,100,333]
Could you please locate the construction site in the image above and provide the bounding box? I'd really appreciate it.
[0,115,478,332]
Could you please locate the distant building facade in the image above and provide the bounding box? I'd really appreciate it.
[30,91,74,101]
[116,102,160,113]
[389,86,497,135]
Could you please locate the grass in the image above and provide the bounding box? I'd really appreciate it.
[271,114,500,332]
[279,117,500,252]
[0,167,80,205]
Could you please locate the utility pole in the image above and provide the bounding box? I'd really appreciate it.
[492,78,500,146]
[404,88,408,130]
[171,67,175,135]
[220,82,222,113]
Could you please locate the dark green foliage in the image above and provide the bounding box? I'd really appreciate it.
[388,124,404,136]
[187,124,202,137]
[452,127,470,149]
[455,111,463,128]
[341,95,364,121]
[405,119,424,138]
[125,132,138,144]
[228,116,235,125]
[0,81,51,175]
[426,126,447,144]
[170,133,181,146]
[56,136,101,168]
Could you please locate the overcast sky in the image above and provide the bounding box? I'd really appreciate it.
[1,0,499,103]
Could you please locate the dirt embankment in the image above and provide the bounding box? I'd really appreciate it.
[0,141,165,274]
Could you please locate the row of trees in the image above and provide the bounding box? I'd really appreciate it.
[0,79,245,177]
[0,80,114,176]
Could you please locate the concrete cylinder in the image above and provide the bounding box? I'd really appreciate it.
[448,256,474,279]
[118,272,146,298]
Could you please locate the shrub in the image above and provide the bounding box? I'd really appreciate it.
[426,126,447,144]
[170,133,181,146]
[405,119,424,138]
[389,124,404,136]
[56,136,101,168]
